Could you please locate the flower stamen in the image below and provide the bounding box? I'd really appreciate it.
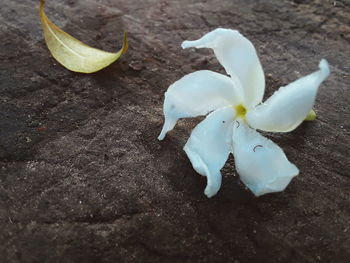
[235,104,247,119]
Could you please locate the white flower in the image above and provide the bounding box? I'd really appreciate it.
[158,28,330,198]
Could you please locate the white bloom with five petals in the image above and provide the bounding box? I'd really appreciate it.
[158,28,330,198]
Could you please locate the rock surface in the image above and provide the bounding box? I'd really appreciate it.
[0,0,349,262]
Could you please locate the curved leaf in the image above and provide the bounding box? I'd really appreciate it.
[39,0,128,73]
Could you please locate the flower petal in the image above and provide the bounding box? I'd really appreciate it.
[158,70,241,140]
[247,59,330,132]
[182,28,265,107]
[184,107,235,198]
[232,121,299,196]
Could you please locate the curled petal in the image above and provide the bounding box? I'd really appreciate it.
[158,70,241,140]
[247,59,330,132]
[232,122,299,196]
[184,107,235,198]
[182,28,265,107]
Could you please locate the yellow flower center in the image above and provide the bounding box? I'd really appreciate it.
[235,104,247,119]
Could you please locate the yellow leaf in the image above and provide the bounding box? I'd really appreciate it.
[39,0,128,73]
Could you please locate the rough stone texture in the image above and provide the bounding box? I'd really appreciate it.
[0,0,349,262]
